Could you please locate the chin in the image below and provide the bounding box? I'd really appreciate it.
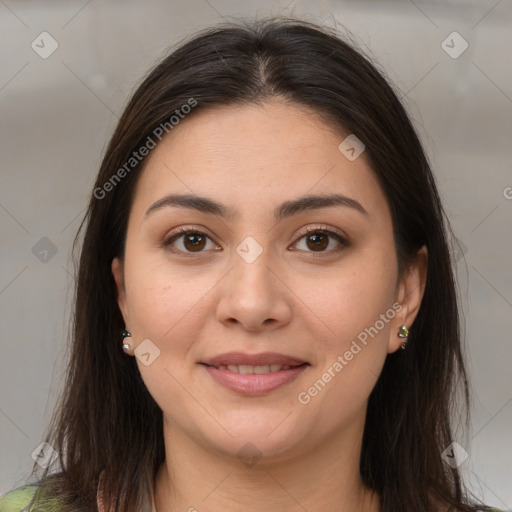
[190,418,309,464]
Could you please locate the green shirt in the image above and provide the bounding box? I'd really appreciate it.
[0,485,43,512]
[0,483,156,512]
[0,483,507,512]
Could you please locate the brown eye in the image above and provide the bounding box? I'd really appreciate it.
[305,232,329,251]
[163,229,218,254]
[293,228,347,254]
[182,232,206,252]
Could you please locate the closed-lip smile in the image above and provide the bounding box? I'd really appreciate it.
[199,352,310,396]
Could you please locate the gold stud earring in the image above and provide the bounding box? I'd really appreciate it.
[398,324,409,349]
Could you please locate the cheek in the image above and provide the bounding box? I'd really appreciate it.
[122,256,219,396]
[123,259,212,418]
[124,253,210,339]
[295,246,397,346]
[293,245,397,417]
[295,282,395,429]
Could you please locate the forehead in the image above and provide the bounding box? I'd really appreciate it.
[130,100,388,221]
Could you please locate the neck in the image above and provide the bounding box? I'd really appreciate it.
[154,412,380,512]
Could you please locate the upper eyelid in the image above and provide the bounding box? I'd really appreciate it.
[296,224,346,238]
[163,225,347,250]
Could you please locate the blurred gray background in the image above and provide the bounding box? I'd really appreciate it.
[1,0,511,509]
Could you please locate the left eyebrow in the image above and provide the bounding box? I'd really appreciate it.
[144,192,368,221]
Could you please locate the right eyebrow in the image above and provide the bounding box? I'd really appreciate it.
[144,192,368,221]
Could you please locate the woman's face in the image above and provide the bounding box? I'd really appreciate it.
[112,100,426,463]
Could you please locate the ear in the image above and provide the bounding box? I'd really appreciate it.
[111,257,129,325]
[388,245,428,354]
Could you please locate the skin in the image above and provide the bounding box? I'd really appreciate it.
[112,99,428,512]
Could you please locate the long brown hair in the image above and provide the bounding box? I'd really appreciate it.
[30,17,492,512]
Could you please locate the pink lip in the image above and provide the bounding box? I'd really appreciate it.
[201,363,309,396]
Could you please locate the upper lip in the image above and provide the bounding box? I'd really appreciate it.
[201,352,309,367]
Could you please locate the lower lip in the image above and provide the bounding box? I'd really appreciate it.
[201,364,309,396]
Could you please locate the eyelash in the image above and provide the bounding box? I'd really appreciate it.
[162,225,348,257]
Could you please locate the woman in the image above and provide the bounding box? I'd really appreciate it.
[0,17,503,512]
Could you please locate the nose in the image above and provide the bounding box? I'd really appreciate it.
[215,246,293,332]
